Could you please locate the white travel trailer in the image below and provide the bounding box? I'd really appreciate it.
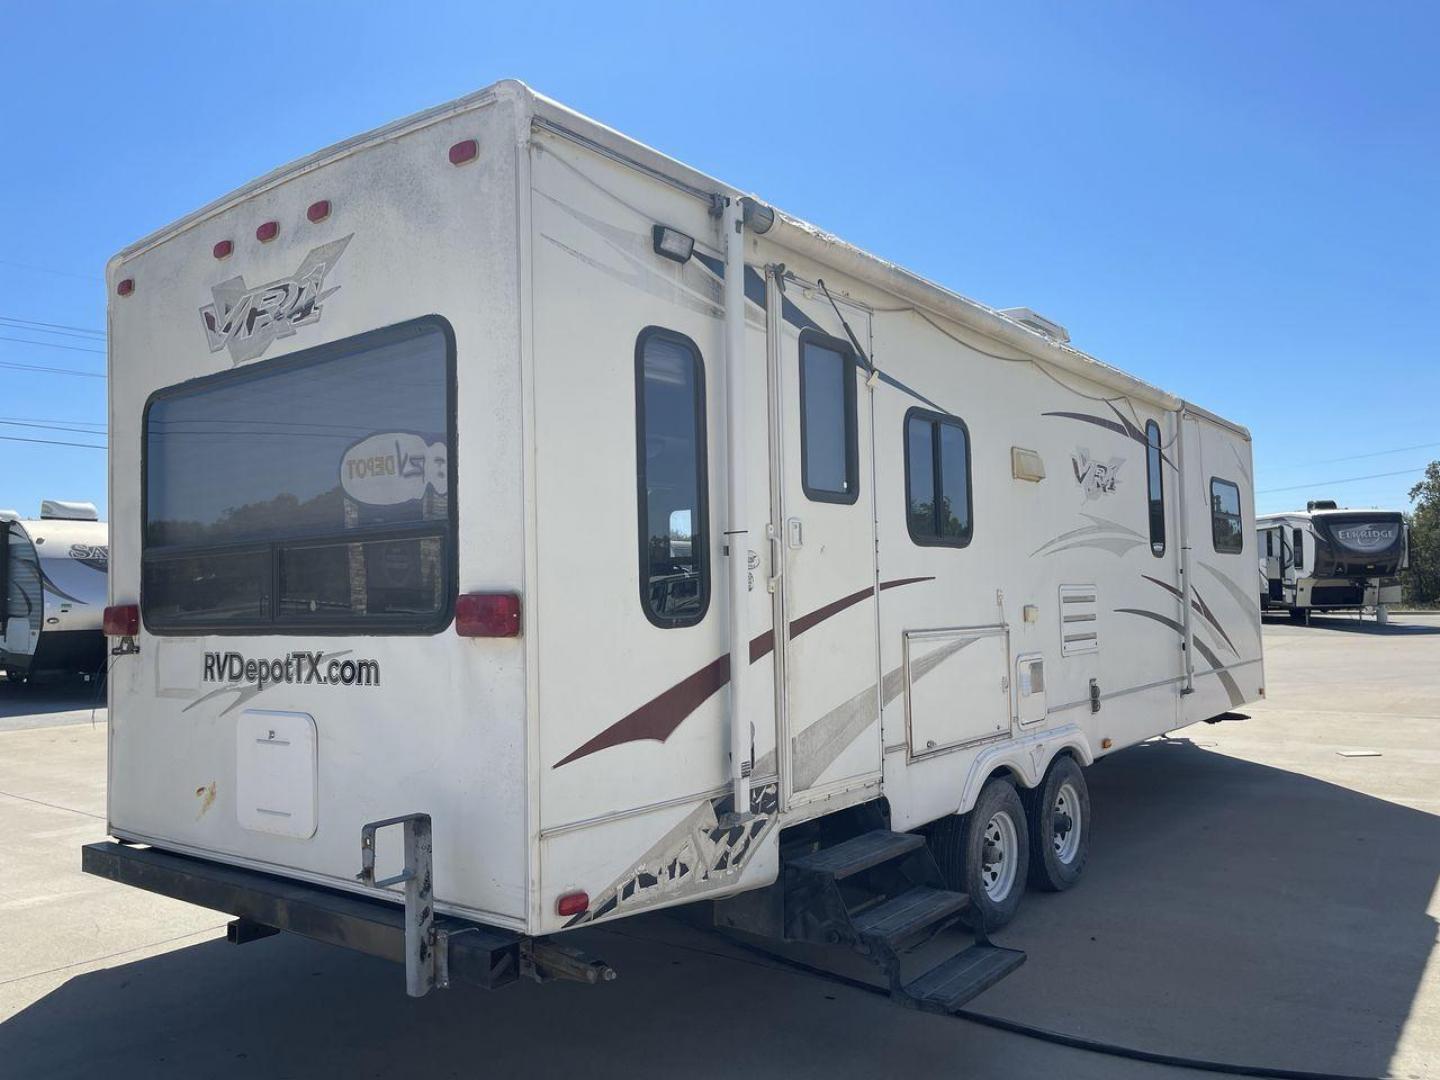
[87,81,1262,1008]
[1,501,108,682]
[1258,501,1407,623]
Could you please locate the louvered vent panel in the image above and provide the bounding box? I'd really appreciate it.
[1059,585,1099,656]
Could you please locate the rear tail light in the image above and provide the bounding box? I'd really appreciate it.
[213,239,233,259]
[307,199,331,223]
[256,220,279,242]
[115,278,134,297]
[556,891,589,917]
[103,604,139,636]
[455,592,521,637]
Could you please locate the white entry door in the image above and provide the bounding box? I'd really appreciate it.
[772,311,881,809]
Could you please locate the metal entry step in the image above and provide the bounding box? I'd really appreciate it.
[788,829,926,880]
[852,885,968,949]
[903,943,1027,1013]
[717,825,1025,1013]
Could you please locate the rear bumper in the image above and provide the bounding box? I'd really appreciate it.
[81,841,521,990]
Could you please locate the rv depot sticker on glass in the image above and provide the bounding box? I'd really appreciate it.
[340,432,448,506]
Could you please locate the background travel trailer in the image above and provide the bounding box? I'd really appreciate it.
[88,81,1262,1005]
[1258,501,1408,623]
[0,501,108,683]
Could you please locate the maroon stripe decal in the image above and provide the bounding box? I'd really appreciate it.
[1142,574,1238,656]
[552,577,933,769]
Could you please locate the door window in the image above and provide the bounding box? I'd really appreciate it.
[799,332,858,504]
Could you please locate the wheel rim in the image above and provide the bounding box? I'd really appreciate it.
[980,810,1018,902]
[1052,781,1082,864]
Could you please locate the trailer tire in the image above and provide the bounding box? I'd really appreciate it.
[929,777,1029,931]
[1023,755,1090,892]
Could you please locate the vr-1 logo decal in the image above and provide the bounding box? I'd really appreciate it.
[1072,447,1123,501]
[203,650,380,688]
[200,235,353,364]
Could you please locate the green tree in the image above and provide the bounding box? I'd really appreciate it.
[1402,461,1440,604]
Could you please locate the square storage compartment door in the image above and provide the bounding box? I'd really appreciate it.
[236,709,318,839]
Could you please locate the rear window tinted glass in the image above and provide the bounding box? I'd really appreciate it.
[142,318,454,633]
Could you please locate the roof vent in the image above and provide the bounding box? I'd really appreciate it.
[999,307,1070,344]
[40,500,99,521]
[1307,500,1339,512]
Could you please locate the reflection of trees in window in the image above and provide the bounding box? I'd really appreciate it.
[905,410,971,547]
[141,317,454,632]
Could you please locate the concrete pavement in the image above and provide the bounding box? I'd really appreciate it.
[1,615,1437,1078]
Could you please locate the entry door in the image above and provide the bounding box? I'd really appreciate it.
[773,323,880,808]
[1263,528,1282,594]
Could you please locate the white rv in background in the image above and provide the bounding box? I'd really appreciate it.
[1259,500,1407,624]
[1,501,108,682]
[87,81,1262,1009]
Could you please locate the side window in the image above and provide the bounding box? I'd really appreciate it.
[1293,527,1304,569]
[1210,478,1243,554]
[1145,420,1165,557]
[636,327,709,628]
[904,409,973,547]
[799,332,858,504]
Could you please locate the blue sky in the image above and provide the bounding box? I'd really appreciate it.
[1,1,1436,520]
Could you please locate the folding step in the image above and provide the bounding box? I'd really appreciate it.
[901,943,1027,1014]
[851,885,968,949]
[787,830,925,880]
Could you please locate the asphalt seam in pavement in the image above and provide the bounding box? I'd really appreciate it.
[0,788,106,821]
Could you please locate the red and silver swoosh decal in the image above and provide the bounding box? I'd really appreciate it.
[552,577,932,768]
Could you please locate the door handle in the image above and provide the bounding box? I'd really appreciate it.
[786,518,803,549]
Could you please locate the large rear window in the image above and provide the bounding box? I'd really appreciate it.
[142,317,455,633]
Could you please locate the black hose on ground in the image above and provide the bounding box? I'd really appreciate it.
[614,924,1385,1080]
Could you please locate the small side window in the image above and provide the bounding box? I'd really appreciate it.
[1293,527,1304,569]
[1210,478,1243,554]
[904,409,973,547]
[1145,420,1165,557]
[636,328,709,628]
[799,332,858,504]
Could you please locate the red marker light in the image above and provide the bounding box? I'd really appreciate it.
[556,891,589,917]
[103,604,139,636]
[307,199,331,223]
[116,278,134,297]
[448,139,478,166]
[455,592,522,637]
[256,220,279,242]
[213,239,233,259]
